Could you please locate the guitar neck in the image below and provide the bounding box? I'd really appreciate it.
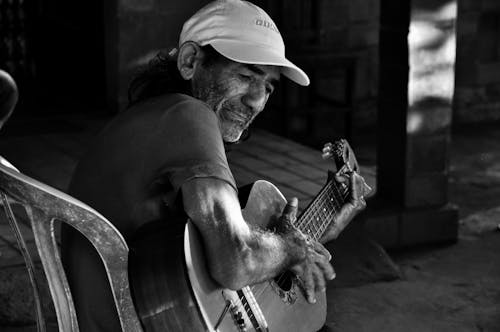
[294,172,349,241]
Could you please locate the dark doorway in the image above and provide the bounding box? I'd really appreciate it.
[0,0,106,114]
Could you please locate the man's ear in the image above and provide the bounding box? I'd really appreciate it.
[177,42,204,80]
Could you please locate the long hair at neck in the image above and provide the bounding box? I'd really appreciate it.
[127,45,222,107]
[127,45,251,144]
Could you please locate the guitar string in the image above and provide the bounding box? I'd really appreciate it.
[248,188,349,308]
[297,181,346,241]
[243,195,350,323]
[310,184,348,240]
[246,188,336,304]
[238,166,352,310]
[297,177,347,235]
[248,183,349,305]
[265,173,351,305]
[228,161,353,321]
[295,183,333,233]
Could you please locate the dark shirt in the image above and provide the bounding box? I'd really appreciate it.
[68,93,236,237]
[62,93,236,331]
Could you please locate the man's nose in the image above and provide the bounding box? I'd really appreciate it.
[241,83,267,113]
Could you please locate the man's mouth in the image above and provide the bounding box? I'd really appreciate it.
[221,108,250,126]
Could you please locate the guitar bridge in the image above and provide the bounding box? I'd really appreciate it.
[237,287,269,332]
[220,288,268,332]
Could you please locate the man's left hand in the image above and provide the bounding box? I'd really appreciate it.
[319,170,371,243]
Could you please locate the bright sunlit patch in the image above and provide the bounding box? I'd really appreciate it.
[407,111,424,133]
[408,0,457,113]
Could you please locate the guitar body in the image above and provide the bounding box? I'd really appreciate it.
[130,180,326,331]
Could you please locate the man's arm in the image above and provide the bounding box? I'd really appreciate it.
[181,177,334,302]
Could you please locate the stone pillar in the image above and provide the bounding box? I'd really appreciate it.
[367,0,459,248]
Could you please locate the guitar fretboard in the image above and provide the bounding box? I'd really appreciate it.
[294,172,349,241]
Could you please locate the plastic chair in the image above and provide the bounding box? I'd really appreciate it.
[0,162,143,332]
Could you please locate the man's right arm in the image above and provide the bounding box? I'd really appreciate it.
[181,177,334,303]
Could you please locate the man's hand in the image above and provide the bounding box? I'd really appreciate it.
[320,142,372,243]
[276,198,335,304]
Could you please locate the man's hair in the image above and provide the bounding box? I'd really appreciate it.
[127,45,223,106]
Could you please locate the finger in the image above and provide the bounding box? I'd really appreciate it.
[350,173,370,206]
[335,172,350,183]
[350,172,365,197]
[294,264,316,304]
[282,197,298,220]
[363,182,372,196]
[312,266,327,293]
[313,242,332,261]
[316,256,335,281]
[313,248,336,281]
[303,271,316,304]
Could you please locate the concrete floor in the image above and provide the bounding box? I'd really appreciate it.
[324,123,500,332]
[0,112,499,331]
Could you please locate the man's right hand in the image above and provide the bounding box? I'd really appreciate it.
[277,198,336,304]
[289,238,335,304]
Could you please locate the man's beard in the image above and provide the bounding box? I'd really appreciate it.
[195,82,254,143]
[193,70,256,143]
[214,100,253,143]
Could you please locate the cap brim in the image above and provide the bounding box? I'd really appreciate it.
[209,40,310,86]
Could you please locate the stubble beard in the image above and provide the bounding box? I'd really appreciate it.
[194,77,251,143]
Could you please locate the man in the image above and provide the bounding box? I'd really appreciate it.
[62,0,371,331]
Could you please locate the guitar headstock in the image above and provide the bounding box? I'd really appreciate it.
[323,139,359,175]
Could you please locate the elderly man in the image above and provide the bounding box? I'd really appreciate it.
[62,0,371,331]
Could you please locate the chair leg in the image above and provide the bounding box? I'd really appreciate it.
[1,193,47,332]
[27,207,80,332]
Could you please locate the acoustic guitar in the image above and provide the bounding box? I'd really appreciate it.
[129,139,359,331]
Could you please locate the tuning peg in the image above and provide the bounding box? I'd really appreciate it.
[321,142,334,160]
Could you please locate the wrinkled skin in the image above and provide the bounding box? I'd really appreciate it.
[191,55,278,143]
[181,43,371,303]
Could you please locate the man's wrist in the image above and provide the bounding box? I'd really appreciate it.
[274,219,308,265]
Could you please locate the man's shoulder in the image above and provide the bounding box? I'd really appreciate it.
[128,93,213,120]
[156,93,217,124]
[153,93,210,111]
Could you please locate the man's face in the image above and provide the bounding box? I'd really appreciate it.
[191,55,280,143]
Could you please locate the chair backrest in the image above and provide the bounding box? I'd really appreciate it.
[0,162,143,332]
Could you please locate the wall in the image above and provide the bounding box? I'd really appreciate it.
[105,0,211,112]
[100,0,500,126]
[0,0,106,112]
[252,0,381,143]
[455,0,500,123]
[105,0,381,139]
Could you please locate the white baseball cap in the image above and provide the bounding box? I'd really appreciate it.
[179,0,310,86]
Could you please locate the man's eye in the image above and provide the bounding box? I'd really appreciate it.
[239,74,252,81]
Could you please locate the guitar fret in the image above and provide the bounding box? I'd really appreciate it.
[296,177,349,242]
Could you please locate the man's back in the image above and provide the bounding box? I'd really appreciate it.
[61,92,236,331]
[68,93,235,237]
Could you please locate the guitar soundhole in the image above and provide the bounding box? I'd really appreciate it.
[273,271,295,291]
[271,271,298,304]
